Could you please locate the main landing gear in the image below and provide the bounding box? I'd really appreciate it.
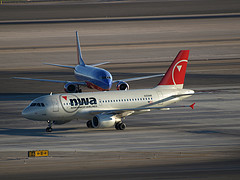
[86,120,94,128]
[46,120,53,132]
[115,122,126,130]
[86,120,126,130]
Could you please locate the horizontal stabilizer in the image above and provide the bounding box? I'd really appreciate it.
[190,103,196,109]
[91,62,110,67]
[43,63,75,69]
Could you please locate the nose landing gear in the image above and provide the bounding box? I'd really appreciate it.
[46,120,53,132]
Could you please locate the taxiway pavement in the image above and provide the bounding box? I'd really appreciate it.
[0,1,240,179]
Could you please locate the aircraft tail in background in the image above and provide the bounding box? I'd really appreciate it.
[76,31,85,66]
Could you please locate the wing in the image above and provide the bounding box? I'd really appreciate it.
[12,77,87,86]
[112,74,165,83]
[90,62,110,67]
[89,93,195,117]
[43,63,75,69]
[88,103,195,117]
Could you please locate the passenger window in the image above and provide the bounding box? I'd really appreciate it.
[41,103,45,107]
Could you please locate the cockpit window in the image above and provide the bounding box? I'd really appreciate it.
[30,103,45,107]
[102,76,111,79]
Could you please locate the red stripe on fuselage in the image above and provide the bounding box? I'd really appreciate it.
[86,81,110,91]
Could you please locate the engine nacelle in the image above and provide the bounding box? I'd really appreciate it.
[91,114,120,128]
[64,83,78,93]
[116,81,129,90]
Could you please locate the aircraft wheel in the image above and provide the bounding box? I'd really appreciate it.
[119,123,126,130]
[115,122,126,130]
[77,85,82,93]
[46,127,52,132]
[86,120,94,128]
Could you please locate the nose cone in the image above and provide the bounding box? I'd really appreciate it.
[22,107,34,120]
[104,78,112,90]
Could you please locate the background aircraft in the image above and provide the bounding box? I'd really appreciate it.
[14,31,164,93]
[22,50,195,132]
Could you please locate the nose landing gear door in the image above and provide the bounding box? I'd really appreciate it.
[52,98,59,112]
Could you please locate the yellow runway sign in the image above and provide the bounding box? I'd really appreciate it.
[28,150,49,157]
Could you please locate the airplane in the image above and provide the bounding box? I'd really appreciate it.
[13,31,164,93]
[22,50,195,132]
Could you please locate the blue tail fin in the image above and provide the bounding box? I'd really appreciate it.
[76,31,85,66]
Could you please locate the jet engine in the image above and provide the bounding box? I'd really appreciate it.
[116,81,129,90]
[64,83,81,93]
[86,114,126,130]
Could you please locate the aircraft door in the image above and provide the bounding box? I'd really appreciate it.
[52,98,59,112]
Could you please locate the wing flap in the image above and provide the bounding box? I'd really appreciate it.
[89,103,195,116]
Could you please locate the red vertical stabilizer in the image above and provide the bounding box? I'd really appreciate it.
[158,50,189,87]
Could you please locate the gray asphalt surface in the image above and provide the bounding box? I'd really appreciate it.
[0,0,240,21]
[0,1,240,179]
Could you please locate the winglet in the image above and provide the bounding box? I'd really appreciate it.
[190,103,195,109]
[76,31,85,66]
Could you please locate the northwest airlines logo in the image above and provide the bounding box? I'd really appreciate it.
[177,65,182,72]
[60,95,97,113]
[69,97,97,106]
[172,60,188,85]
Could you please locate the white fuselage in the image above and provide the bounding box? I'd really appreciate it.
[22,86,194,124]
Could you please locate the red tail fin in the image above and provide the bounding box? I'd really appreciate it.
[158,50,189,87]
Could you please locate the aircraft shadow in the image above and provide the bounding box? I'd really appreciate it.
[0,127,81,137]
